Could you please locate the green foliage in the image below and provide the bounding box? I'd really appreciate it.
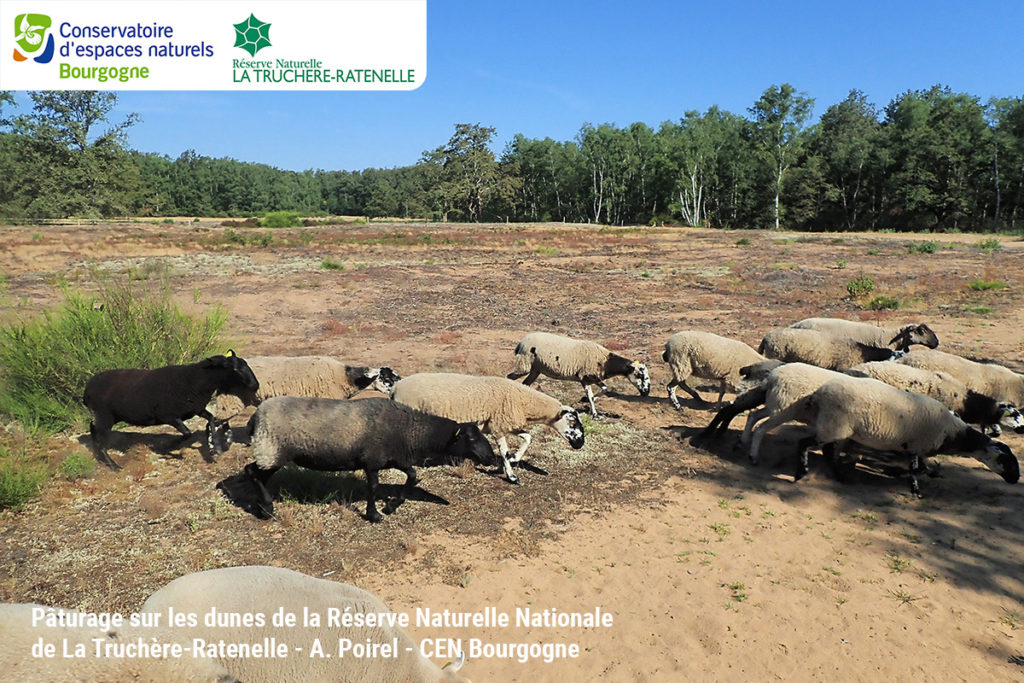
[261,210,303,228]
[907,240,938,254]
[868,295,900,310]
[0,277,228,433]
[57,452,95,481]
[0,444,49,511]
[735,237,751,246]
[964,305,993,314]
[978,237,1003,251]
[320,258,344,271]
[846,271,875,298]
[969,279,1007,291]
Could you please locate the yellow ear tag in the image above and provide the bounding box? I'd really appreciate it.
[225,349,235,358]
[454,427,461,437]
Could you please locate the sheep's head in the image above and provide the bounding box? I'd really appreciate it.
[629,362,651,396]
[206,350,259,392]
[950,428,1020,483]
[997,402,1024,435]
[371,366,401,395]
[447,423,496,466]
[552,405,585,449]
[889,323,939,351]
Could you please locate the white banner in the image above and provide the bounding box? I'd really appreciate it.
[0,0,426,90]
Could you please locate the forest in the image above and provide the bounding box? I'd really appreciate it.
[1,84,1023,232]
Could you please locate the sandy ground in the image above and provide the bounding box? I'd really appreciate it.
[0,220,1023,681]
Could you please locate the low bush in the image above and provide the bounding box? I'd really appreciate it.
[261,211,304,228]
[0,277,228,433]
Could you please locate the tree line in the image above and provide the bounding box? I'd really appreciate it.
[1,85,1023,232]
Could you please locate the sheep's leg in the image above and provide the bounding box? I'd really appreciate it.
[88,415,121,471]
[197,408,231,455]
[509,432,532,463]
[821,441,849,483]
[497,436,520,485]
[521,370,541,386]
[678,379,706,405]
[741,407,770,447]
[795,436,818,481]
[170,418,192,437]
[907,455,923,497]
[667,381,683,410]
[364,469,384,522]
[583,383,600,418]
[383,466,417,515]
[716,380,728,405]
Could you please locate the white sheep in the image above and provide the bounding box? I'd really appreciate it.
[214,356,400,421]
[786,374,1020,495]
[0,603,236,682]
[789,317,940,351]
[699,362,843,464]
[759,327,902,371]
[506,331,650,417]
[897,349,1024,408]
[848,361,1024,435]
[662,330,764,408]
[391,372,585,485]
[139,566,468,683]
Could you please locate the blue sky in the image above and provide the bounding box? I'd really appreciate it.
[20,0,1024,172]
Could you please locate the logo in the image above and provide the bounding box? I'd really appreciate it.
[13,13,54,63]
[233,13,271,56]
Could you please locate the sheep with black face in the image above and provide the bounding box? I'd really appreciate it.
[219,396,495,523]
[83,350,259,470]
[507,331,649,417]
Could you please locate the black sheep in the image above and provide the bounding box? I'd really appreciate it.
[218,396,496,522]
[83,350,259,470]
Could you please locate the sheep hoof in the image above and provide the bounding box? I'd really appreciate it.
[366,509,384,523]
[507,474,521,485]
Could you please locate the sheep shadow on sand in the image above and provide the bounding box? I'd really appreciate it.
[76,429,221,468]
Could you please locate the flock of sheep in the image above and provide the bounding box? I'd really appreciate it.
[7,318,1024,681]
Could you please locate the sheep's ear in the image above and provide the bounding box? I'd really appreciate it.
[225,349,235,358]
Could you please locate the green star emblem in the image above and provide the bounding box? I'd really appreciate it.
[233,13,271,56]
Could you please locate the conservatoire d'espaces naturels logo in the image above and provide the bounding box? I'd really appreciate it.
[233,13,270,56]
[13,13,55,63]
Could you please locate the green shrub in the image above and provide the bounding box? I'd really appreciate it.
[868,295,900,310]
[0,445,49,511]
[57,452,95,481]
[261,211,304,228]
[969,279,1007,291]
[846,271,875,298]
[0,277,228,433]
[978,237,1002,251]
[907,241,938,254]
[321,258,344,271]
[735,238,751,246]
[964,305,993,314]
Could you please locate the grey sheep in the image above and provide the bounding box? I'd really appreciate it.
[758,328,902,371]
[391,373,585,484]
[789,317,939,351]
[662,330,764,407]
[214,355,400,421]
[507,331,650,417]
[219,396,495,523]
[139,566,469,683]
